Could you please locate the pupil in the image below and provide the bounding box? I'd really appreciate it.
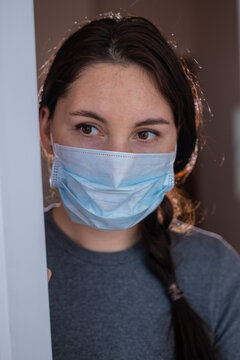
[139,131,148,139]
[82,125,91,134]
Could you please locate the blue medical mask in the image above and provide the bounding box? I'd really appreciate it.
[50,144,176,230]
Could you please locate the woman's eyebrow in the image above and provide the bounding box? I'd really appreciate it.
[134,118,170,127]
[69,110,106,123]
[69,110,170,126]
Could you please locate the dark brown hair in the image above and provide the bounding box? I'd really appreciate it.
[39,14,216,359]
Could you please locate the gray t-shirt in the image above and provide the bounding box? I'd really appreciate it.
[45,208,240,360]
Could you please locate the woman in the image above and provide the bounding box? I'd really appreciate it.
[39,14,240,360]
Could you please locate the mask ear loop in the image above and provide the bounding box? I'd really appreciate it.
[173,143,177,160]
[49,122,55,155]
[48,124,58,188]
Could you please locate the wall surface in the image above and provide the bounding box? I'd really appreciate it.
[34,0,240,252]
[191,1,240,252]
[34,0,97,70]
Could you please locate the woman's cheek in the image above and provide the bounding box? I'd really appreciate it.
[76,135,105,149]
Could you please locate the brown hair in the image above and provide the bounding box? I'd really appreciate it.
[39,14,216,359]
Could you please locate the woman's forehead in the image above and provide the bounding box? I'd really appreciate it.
[59,63,174,121]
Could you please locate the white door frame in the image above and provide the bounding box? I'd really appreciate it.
[0,1,52,359]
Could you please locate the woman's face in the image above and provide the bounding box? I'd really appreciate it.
[40,63,177,154]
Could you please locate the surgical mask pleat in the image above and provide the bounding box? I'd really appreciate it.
[50,144,176,230]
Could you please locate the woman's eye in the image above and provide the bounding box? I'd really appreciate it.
[137,131,158,141]
[76,124,99,135]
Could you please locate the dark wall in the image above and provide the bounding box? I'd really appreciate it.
[191,1,240,252]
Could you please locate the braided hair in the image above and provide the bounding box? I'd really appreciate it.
[39,14,217,359]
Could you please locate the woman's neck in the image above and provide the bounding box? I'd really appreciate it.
[52,205,140,252]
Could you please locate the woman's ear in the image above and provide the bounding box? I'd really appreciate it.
[39,107,53,154]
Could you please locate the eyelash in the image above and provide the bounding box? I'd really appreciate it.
[75,123,100,135]
[136,130,160,142]
[75,123,161,142]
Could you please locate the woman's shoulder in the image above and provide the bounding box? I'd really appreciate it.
[169,222,240,300]
[170,221,240,266]
[170,223,240,357]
